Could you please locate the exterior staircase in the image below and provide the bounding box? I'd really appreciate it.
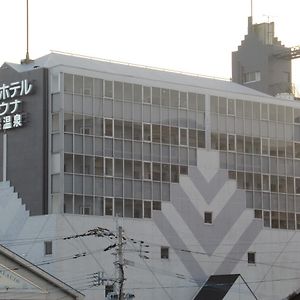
[0,181,29,241]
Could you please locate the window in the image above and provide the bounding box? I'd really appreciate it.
[105,285,114,297]
[52,113,59,132]
[44,241,53,255]
[143,162,152,180]
[79,127,89,135]
[114,120,123,138]
[105,198,113,216]
[261,104,268,120]
[104,80,113,98]
[143,86,151,104]
[153,201,161,211]
[152,125,161,143]
[144,201,152,218]
[143,123,151,141]
[80,206,91,215]
[254,210,262,219]
[296,178,300,194]
[248,252,256,264]
[243,71,261,83]
[180,165,188,175]
[180,128,188,146]
[105,158,113,176]
[228,135,235,151]
[64,73,73,93]
[161,246,169,259]
[228,99,235,115]
[179,92,187,108]
[104,119,113,137]
[261,138,269,155]
[204,212,212,224]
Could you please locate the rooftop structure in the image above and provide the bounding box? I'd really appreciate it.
[232,17,299,97]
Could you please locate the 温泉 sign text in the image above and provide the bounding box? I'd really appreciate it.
[0,79,33,130]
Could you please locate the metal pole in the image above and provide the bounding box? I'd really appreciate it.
[26,0,30,62]
[117,226,124,300]
[3,133,7,182]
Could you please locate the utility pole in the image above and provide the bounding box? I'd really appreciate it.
[116,225,124,300]
[64,226,135,299]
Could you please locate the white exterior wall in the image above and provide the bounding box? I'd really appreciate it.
[2,148,300,299]
[5,207,300,300]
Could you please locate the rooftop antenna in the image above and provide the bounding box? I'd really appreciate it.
[21,0,33,64]
[248,0,254,33]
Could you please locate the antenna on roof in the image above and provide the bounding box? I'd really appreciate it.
[248,0,254,33]
[21,0,33,64]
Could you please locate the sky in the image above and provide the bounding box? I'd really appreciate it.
[1,0,300,92]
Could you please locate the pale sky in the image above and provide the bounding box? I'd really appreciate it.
[1,0,300,92]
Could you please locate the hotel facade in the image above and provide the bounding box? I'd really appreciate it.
[0,52,300,299]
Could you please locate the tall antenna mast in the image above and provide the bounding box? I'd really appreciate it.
[248,0,254,33]
[22,0,32,64]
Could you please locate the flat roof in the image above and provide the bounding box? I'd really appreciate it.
[3,52,272,99]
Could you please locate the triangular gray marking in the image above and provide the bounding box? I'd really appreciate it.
[171,187,246,255]
[2,206,29,240]
[188,167,229,204]
[153,211,206,282]
[215,220,262,275]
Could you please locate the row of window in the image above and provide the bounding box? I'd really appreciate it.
[64,195,161,219]
[62,115,206,148]
[64,155,187,182]
[212,133,300,158]
[255,209,300,230]
[228,171,300,194]
[63,73,206,111]
[62,175,170,201]
[62,135,198,166]
[211,96,300,124]
[221,153,296,177]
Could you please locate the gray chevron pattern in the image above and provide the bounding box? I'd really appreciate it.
[154,149,263,284]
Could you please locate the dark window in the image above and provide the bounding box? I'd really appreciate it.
[254,210,262,219]
[161,246,169,259]
[153,201,161,211]
[44,241,53,255]
[105,285,114,297]
[248,252,256,264]
[204,212,212,224]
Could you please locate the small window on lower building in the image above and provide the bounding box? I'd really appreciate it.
[105,285,114,297]
[161,246,169,259]
[248,252,256,265]
[44,241,53,256]
[204,212,212,224]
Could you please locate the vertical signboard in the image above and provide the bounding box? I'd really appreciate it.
[0,64,48,215]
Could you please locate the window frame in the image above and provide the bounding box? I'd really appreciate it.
[204,211,213,224]
[44,241,53,256]
[161,246,169,259]
[247,251,256,265]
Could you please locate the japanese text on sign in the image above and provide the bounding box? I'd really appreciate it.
[0,79,33,131]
